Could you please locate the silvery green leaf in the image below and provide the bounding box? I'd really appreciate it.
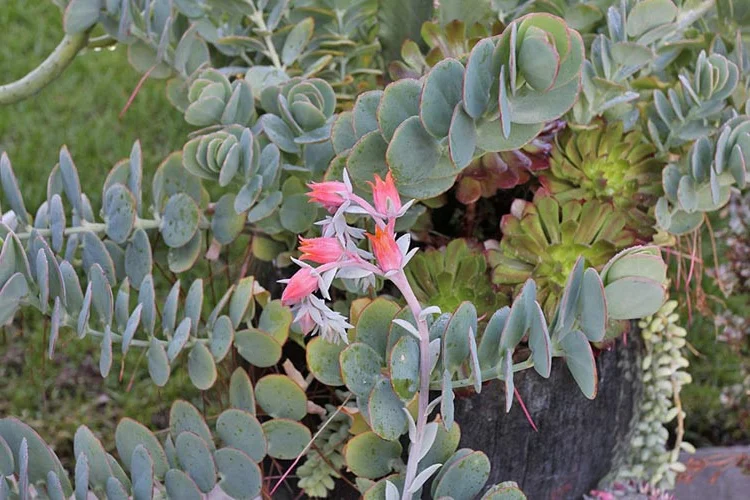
[235,176,263,213]
[408,463,442,493]
[281,17,314,66]
[59,146,82,212]
[441,369,454,429]
[168,318,192,362]
[503,349,514,412]
[463,38,495,119]
[262,419,311,460]
[74,425,113,491]
[352,90,383,138]
[115,419,168,481]
[448,103,477,170]
[376,78,421,142]
[63,0,101,34]
[215,410,266,462]
[36,249,50,314]
[124,228,152,289]
[115,278,130,330]
[188,343,217,390]
[261,114,299,153]
[368,377,408,441]
[247,191,282,222]
[174,432,216,493]
[89,263,113,326]
[130,444,155,500]
[160,193,200,248]
[48,297,61,359]
[0,152,28,226]
[214,447,262,499]
[207,286,233,329]
[82,232,117,286]
[147,337,170,387]
[18,438,28,500]
[106,476,129,500]
[122,304,143,355]
[559,329,598,399]
[104,183,136,244]
[162,280,181,334]
[229,367,256,413]
[77,281,92,338]
[420,59,465,139]
[212,194,245,244]
[49,194,66,253]
[74,451,89,500]
[184,279,203,335]
[100,324,113,377]
[138,275,156,336]
[167,230,203,274]
[129,141,143,215]
[46,471,65,500]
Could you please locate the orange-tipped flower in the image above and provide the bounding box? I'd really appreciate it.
[307,181,348,213]
[369,172,401,217]
[281,268,318,306]
[299,237,344,264]
[366,219,402,272]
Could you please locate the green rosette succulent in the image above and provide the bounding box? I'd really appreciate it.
[184,69,256,127]
[488,190,636,316]
[404,239,508,317]
[541,122,663,233]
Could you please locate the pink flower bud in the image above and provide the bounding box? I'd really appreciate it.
[299,237,344,264]
[307,181,348,213]
[368,172,402,217]
[366,219,402,272]
[281,268,319,306]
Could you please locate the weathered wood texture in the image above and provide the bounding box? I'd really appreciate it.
[453,336,643,499]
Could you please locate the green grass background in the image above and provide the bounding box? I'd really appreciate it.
[0,0,196,467]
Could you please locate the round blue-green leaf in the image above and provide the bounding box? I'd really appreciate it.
[0,436,13,476]
[258,299,292,345]
[0,418,72,495]
[282,17,314,65]
[332,111,357,154]
[368,377,408,441]
[210,315,234,362]
[389,336,419,400]
[420,59,465,138]
[280,193,317,233]
[82,232,117,286]
[229,368,256,414]
[115,418,169,480]
[161,193,200,248]
[449,103,477,170]
[347,131,389,190]
[188,343,217,390]
[63,0,101,34]
[215,448,262,499]
[344,431,402,479]
[147,338,170,387]
[215,410,266,462]
[476,120,543,152]
[419,417,461,470]
[234,328,282,367]
[130,445,154,500]
[48,194,65,252]
[306,336,345,386]
[247,191,282,223]
[432,449,490,500]
[0,153,27,225]
[387,116,441,187]
[255,374,307,420]
[340,342,383,396]
[352,90,384,138]
[169,400,214,451]
[262,419,311,460]
[261,114,299,153]
[559,329,598,399]
[106,476,128,500]
[104,184,136,244]
[175,432,216,493]
[74,426,113,490]
[124,228,152,289]
[463,38,495,119]
[604,277,666,320]
[46,471,66,500]
[212,194,245,244]
[356,297,400,358]
[235,176,263,213]
[377,78,422,141]
[165,469,202,500]
[528,301,551,378]
[443,302,478,373]
[168,230,203,274]
[578,268,606,342]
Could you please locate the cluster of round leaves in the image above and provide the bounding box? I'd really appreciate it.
[328,13,584,200]
[656,115,750,234]
[0,387,314,499]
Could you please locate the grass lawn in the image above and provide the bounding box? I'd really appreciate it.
[0,0,197,468]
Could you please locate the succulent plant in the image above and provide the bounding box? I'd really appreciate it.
[404,239,508,316]
[184,69,256,127]
[656,115,750,234]
[333,13,584,199]
[455,120,565,204]
[488,190,636,316]
[541,122,664,233]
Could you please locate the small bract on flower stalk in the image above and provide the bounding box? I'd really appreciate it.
[282,170,439,500]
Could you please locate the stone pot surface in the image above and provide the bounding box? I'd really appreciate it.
[453,335,643,499]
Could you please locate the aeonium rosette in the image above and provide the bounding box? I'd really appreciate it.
[280,171,416,343]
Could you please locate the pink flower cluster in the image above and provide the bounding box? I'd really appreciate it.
[280,171,415,343]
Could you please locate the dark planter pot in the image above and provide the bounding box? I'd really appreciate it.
[453,335,644,499]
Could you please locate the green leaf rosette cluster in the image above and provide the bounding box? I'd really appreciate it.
[488,190,636,317]
[542,122,664,234]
